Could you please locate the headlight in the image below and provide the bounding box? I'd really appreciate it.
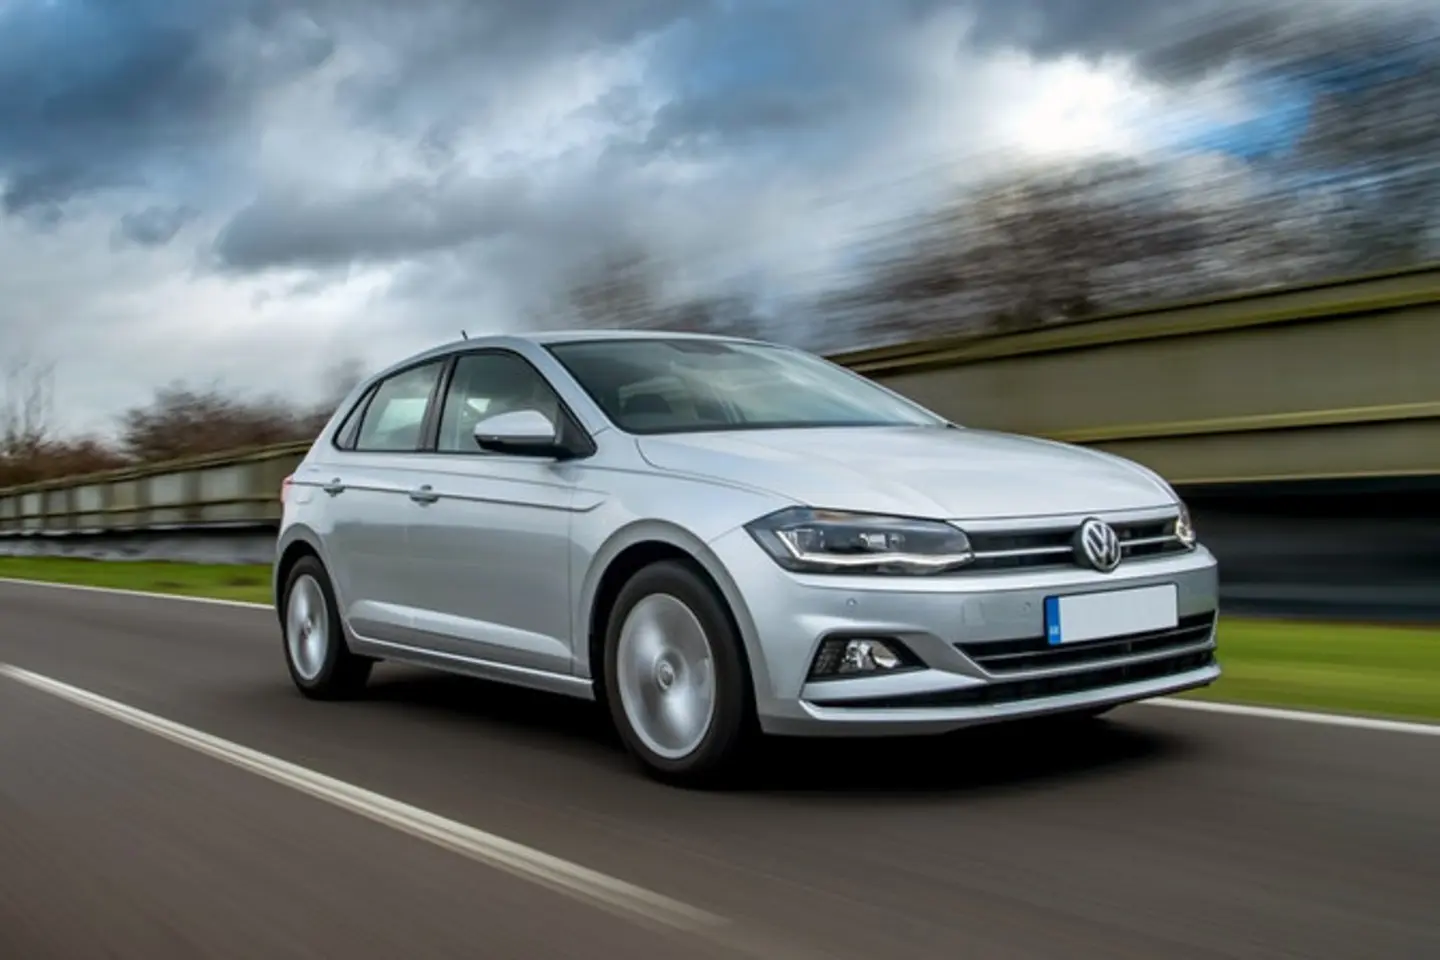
[1175,501,1197,549]
[745,507,974,575]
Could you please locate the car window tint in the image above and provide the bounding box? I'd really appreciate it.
[354,361,443,452]
[437,352,561,453]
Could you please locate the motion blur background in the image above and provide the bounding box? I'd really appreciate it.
[3,0,1437,620]
[1,5,1438,958]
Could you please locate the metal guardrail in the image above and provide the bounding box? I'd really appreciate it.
[2,262,1438,538]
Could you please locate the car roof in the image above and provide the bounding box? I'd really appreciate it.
[474,328,754,348]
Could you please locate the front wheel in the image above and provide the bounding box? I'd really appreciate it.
[281,555,373,700]
[602,560,754,787]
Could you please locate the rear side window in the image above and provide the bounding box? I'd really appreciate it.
[354,361,444,452]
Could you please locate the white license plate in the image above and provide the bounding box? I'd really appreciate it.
[1043,584,1178,646]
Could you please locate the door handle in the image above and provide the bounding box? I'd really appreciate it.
[408,485,440,505]
[322,478,346,496]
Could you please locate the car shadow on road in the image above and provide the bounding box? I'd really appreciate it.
[359,666,1192,798]
[743,717,1189,799]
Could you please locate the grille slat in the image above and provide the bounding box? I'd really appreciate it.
[810,649,1217,710]
[958,612,1217,675]
[966,517,1187,572]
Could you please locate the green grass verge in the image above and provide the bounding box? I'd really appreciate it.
[2,556,1436,723]
[1179,618,1440,723]
[0,556,272,604]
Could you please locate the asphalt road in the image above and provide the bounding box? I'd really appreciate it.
[2,581,1437,960]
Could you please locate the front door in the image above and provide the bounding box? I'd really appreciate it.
[403,350,580,676]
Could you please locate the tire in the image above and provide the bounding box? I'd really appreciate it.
[281,555,373,700]
[601,560,754,787]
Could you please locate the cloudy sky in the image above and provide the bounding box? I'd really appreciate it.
[0,0,1409,436]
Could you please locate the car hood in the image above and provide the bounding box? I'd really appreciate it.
[636,425,1176,520]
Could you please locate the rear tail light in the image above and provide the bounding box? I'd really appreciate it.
[281,475,294,503]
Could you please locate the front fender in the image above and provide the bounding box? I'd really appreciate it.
[573,519,775,701]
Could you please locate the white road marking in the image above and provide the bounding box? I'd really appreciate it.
[0,663,726,935]
[1145,696,1440,736]
[3,575,1437,737]
[0,576,270,610]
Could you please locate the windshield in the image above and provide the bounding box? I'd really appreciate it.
[545,338,947,435]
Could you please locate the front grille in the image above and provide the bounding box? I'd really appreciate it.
[958,611,1217,675]
[966,518,1186,572]
[809,649,1216,710]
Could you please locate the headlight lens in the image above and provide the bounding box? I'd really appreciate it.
[745,507,974,575]
[1175,502,1197,549]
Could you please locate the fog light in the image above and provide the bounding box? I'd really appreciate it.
[808,637,918,679]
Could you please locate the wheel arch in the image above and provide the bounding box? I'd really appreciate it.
[273,526,328,619]
[579,521,769,703]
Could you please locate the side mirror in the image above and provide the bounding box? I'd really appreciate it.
[472,409,561,456]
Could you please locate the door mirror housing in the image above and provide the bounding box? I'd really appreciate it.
[472,409,567,457]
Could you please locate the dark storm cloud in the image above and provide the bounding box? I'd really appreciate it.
[212,175,534,271]
[116,205,200,248]
[4,0,1410,282]
[314,0,712,123]
[0,0,333,214]
[206,0,1231,275]
[961,0,1433,84]
[962,0,1238,72]
[0,0,705,216]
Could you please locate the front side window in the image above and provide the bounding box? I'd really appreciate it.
[436,352,563,453]
[353,361,444,452]
[546,338,945,435]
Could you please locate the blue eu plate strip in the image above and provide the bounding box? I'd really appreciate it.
[1044,596,1062,646]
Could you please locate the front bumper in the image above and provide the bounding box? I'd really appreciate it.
[709,512,1221,737]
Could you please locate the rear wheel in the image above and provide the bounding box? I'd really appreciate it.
[602,560,754,787]
[281,555,373,700]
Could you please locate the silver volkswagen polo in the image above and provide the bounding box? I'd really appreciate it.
[275,331,1219,784]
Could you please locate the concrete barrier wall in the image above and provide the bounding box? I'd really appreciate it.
[834,262,1440,485]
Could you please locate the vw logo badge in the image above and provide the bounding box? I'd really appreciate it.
[1075,518,1122,573]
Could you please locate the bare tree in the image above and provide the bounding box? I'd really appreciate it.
[318,356,367,410]
[565,243,664,329]
[118,382,315,463]
[664,292,769,339]
[561,242,770,338]
[299,356,369,434]
[0,353,56,462]
[1154,9,1440,272]
[826,159,1218,342]
[0,353,131,486]
[1274,23,1440,270]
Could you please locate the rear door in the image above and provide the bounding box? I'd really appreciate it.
[306,358,446,646]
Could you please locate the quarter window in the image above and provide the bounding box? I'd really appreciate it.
[354,361,444,452]
[332,384,375,450]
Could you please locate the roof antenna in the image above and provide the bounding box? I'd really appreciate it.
[460,329,469,340]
